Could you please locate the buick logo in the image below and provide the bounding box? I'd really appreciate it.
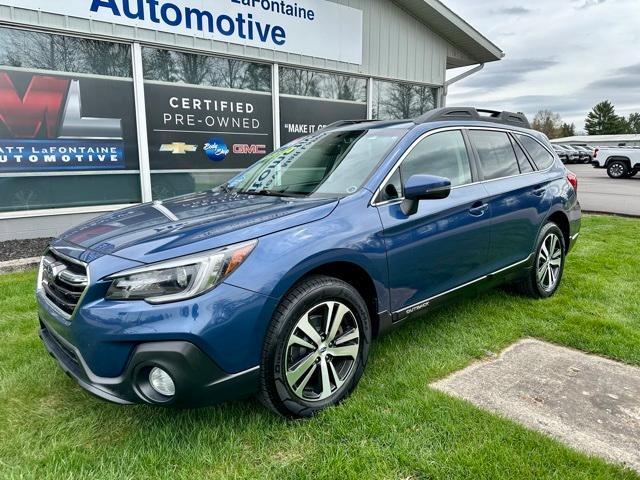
[203,138,229,162]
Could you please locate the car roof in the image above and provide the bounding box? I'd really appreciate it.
[324,107,537,137]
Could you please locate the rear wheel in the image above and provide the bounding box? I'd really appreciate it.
[515,223,565,299]
[258,275,371,418]
[607,160,630,179]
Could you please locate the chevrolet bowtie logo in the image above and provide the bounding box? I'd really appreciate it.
[160,142,198,154]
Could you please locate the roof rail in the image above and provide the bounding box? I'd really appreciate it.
[415,107,531,129]
[318,119,372,133]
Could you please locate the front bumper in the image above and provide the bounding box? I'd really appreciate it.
[39,318,260,406]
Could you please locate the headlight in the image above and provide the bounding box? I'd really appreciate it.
[105,240,257,303]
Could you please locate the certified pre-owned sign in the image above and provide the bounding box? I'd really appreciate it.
[145,81,273,170]
[3,0,364,64]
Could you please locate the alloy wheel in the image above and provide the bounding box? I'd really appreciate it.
[285,301,360,402]
[537,233,563,292]
[609,163,625,178]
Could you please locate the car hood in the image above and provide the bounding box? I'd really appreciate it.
[54,191,338,264]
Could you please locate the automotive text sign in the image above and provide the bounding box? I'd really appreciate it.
[2,0,363,64]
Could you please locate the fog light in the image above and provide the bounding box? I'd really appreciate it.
[149,367,175,397]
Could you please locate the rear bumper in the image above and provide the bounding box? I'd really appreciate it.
[39,318,260,407]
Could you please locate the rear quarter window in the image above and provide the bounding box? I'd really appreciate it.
[516,135,555,170]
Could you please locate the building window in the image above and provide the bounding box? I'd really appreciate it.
[279,67,367,102]
[142,48,271,92]
[0,27,132,77]
[278,67,368,144]
[372,80,437,120]
[0,27,140,213]
[142,47,273,200]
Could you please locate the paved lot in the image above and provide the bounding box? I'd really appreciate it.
[569,164,640,217]
[431,339,640,474]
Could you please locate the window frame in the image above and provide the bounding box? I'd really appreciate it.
[513,133,557,171]
[371,126,557,206]
[372,127,477,205]
[467,129,523,182]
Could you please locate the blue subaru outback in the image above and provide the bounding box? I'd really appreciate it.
[37,107,581,417]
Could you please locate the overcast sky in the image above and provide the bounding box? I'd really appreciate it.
[443,0,640,133]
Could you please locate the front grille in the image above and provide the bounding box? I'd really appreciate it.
[41,249,88,317]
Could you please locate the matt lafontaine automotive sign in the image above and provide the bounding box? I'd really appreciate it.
[2,0,364,64]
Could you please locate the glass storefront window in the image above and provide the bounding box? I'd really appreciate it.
[0,27,132,77]
[0,27,140,213]
[0,174,140,212]
[372,80,438,120]
[279,67,367,102]
[142,47,273,200]
[151,171,239,199]
[278,67,368,144]
[142,48,271,92]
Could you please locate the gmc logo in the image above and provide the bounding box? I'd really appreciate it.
[0,72,122,139]
[233,144,267,155]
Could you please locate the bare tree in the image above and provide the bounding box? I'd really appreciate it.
[532,110,562,139]
[280,68,321,97]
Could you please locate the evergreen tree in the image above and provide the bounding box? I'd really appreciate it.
[585,101,627,135]
[559,122,576,138]
[625,113,640,134]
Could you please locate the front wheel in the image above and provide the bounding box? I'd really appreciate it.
[515,223,566,299]
[258,275,371,418]
[607,160,629,179]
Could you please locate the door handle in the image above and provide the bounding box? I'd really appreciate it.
[532,185,546,197]
[469,201,489,217]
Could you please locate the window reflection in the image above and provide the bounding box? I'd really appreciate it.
[280,67,367,102]
[142,47,271,92]
[372,80,437,120]
[0,27,132,77]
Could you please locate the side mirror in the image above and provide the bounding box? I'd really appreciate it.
[401,174,451,216]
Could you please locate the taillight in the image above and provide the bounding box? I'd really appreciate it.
[567,171,578,192]
[594,148,599,158]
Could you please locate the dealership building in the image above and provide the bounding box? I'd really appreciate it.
[0,0,502,240]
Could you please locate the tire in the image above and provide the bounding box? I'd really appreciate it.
[630,170,638,178]
[607,160,630,179]
[515,223,566,299]
[258,275,371,418]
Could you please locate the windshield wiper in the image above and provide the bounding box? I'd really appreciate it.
[239,189,303,198]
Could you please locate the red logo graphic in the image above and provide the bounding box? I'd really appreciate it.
[0,73,69,138]
[233,144,267,155]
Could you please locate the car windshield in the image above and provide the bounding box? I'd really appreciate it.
[223,129,405,198]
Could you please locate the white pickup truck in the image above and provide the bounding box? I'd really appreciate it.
[592,147,640,178]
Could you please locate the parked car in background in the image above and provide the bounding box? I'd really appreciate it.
[558,145,582,164]
[36,107,581,417]
[572,145,594,164]
[592,147,640,178]
[552,144,570,163]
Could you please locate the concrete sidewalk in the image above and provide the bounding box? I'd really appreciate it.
[431,339,640,474]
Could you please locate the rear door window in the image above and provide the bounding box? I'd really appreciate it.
[468,130,520,180]
[517,134,555,170]
[511,136,535,173]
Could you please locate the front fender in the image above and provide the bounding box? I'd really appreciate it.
[224,193,390,313]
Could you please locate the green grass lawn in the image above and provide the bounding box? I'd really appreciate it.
[1,215,639,479]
